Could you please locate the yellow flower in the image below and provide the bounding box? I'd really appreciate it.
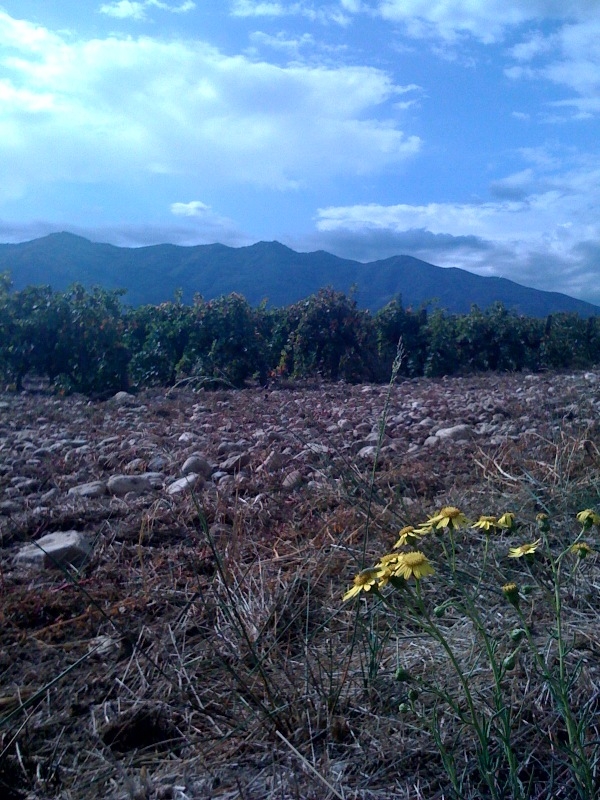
[425,506,468,530]
[536,513,550,532]
[378,553,402,567]
[391,551,435,581]
[502,582,520,607]
[343,568,381,601]
[508,539,541,558]
[577,509,600,530]
[393,526,421,548]
[498,512,515,530]
[570,542,593,559]
[472,515,499,531]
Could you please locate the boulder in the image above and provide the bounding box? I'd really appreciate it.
[68,480,107,498]
[107,475,153,496]
[182,454,213,478]
[16,531,92,570]
[167,473,203,495]
[435,424,474,441]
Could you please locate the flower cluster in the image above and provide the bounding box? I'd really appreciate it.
[343,507,597,602]
[343,551,434,601]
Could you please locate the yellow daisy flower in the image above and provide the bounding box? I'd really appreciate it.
[343,568,381,601]
[502,582,520,607]
[508,539,541,558]
[577,509,600,530]
[391,551,435,581]
[498,512,515,530]
[570,542,593,559]
[425,506,468,530]
[393,526,421,548]
[536,513,550,532]
[472,515,499,531]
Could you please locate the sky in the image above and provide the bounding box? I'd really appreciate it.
[1,1,600,305]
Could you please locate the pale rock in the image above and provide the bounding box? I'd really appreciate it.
[357,445,378,459]
[111,391,136,405]
[107,474,153,496]
[89,635,120,658]
[282,470,303,489]
[15,530,92,570]
[182,454,213,478]
[68,480,107,498]
[166,473,203,495]
[435,424,474,441]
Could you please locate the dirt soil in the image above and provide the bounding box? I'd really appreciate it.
[1,370,599,799]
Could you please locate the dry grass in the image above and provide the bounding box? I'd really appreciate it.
[1,375,600,799]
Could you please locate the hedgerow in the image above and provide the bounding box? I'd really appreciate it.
[0,274,599,394]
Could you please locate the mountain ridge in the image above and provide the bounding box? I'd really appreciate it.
[1,231,598,318]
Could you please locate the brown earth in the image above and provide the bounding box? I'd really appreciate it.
[1,370,599,799]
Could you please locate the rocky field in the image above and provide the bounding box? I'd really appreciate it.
[1,370,599,799]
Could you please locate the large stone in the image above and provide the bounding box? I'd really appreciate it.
[182,454,213,478]
[111,391,136,405]
[435,424,474,441]
[107,475,153,496]
[68,480,107,498]
[16,531,92,570]
[166,473,203,495]
[219,453,251,473]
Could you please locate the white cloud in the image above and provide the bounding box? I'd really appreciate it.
[171,200,213,216]
[506,20,600,118]
[375,1,600,43]
[0,9,419,201]
[99,1,195,20]
[230,1,352,24]
[314,151,600,302]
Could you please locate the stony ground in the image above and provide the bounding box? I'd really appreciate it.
[1,370,599,799]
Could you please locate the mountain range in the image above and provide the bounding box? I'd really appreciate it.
[0,232,598,317]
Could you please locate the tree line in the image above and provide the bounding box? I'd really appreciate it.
[1,274,599,395]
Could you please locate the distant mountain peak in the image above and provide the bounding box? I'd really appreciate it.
[1,235,598,317]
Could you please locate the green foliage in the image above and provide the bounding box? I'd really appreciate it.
[284,288,379,382]
[374,297,428,377]
[0,275,598,396]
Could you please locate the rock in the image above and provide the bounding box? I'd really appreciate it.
[0,500,21,515]
[357,445,378,459]
[89,635,120,658]
[259,451,284,472]
[148,455,169,471]
[106,475,153,496]
[68,480,107,498]
[15,530,92,570]
[219,453,251,473]
[166,473,203,495]
[111,391,136,405]
[141,472,165,489]
[282,470,303,489]
[124,458,146,473]
[182,454,213,478]
[435,424,474,441]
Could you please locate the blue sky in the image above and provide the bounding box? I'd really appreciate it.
[1,1,600,304]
